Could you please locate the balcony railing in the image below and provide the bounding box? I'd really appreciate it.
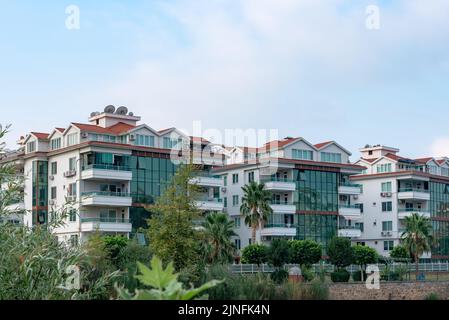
[81,217,130,223]
[261,177,296,183]
[265,223,296,228]
[398,208,427,213]
[339,204,361,209]
[340,182,362,188]
[81,191,131,198]
[338,225,361,230]
[398,188,429,193]
[270,200,294,205]
[197,197,223,203]
[82,164,131,171]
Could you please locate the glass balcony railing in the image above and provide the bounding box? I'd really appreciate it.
[81,191,131,198]
[261,177,296,183]
[197,197,223,203]
[339,204,361,209]
[82,164,131,171]
[398,188,429,193]
[340,182,362,188]
[339,225,362,230]
[398,208,428,213]
[194,171,222,179]
[81,217,130,224]
[270,200,294,205]
[264,223,297,229]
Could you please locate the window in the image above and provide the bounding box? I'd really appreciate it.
[223,197,227,208]
[248,171,255,183]
[234,239,241,250]
[50,138,61,150]
[356,241,366,246]
[234,217,241,228]
[68,183,77,199]
[69,209,77,222]
[223,176,228,187]
[67,133,79,146]
[51,187,57,200]
[381,182,392,192]
[382,201,392,212]
[384,241,394,251]
[382,221,393,231]
[70,235,78,247]
[377,163,392,173]
[355,203,364,213]
[69,157,76,171]
[292,149,313,160]
[355,222,364,232]
[27,141,36,153]
[136,134,155,147]
[163,137,182,149]
[51,162,57,175]
[320,152,342,163]
[232,195,239,206]
[232,174,239,184]
[100,209,117,222]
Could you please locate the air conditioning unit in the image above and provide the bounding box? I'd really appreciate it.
[49,200,55,205]
[129,134,136,141]
[380,192,385,197]
[49,175,55,180]
[381,231,392,237]
[221,187,227,193]
[385,192,392,197]
[353,195,359,200]
[64,170,76,178]
[81,132,89,139]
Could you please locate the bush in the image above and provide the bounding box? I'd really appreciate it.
[331,269,350,282]
[267,239,290,268]
[327,237,354,269]
[306,279,329,300]
[390,245,410,261]
[289,240,322,266]
[301,266,315,282]
[352,270,367,282]
[278,279,329,300]
[241,244,268,265]
[424,293,440,300]
[270,269,289,284]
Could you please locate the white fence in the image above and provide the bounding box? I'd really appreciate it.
[230,262,449,274]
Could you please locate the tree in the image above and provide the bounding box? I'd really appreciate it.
[241,244,268,266]
[390,244,410,261]
[103,235,129,265]
[401,213,434,279]
[146,164,202,272]
[201,212,236,265]
[267,239,290,283]
[116,256,222,300]
[240,181,273,244]
[289,240,322,267]
[327,237,354,269]
[352,245,378,281]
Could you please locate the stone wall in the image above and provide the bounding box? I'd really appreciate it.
[328,281,449,300]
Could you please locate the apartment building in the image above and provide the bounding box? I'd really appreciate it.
[212,137,365,251]
[0,106,225,244]
[351,145,449,260]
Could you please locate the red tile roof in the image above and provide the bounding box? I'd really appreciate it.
[314,141,333,149]
[71,123,115,134]
[107,122,135,134]
[437,159,447,165]
[158,128,175,134]
[384,153,406,161]
[190,136,210,144]
[415,157,434,164]
[55,128,65,133]
[360,157,378,163]
[263,138,299,150]
[31,132,50,140]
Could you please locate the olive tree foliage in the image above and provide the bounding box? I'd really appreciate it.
[0,125,119,300]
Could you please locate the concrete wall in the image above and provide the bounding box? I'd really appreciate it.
[328,281,449,300]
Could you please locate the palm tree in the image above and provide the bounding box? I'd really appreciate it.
[201,213,237,264]
[401,213,434,279]
[240,181,273,244]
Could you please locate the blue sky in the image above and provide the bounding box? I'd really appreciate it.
[1,0,449,160]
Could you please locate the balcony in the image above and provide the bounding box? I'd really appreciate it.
[80,191,132,207]
[81,164,132,181]
[398,208,431,219]
[397,188,430,201]
[338,226,361,238]
[195,198,224,211]
[262,178,296,192]
[339,205,362,220]
[189,173,224,188]
[81,217,132,233]
[270,200,296,214]
[338,183,362,195]
[260,223,297,237]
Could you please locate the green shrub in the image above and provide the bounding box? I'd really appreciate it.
[306,279,329,300]
[270,269,289,284]
[352,270,367,282]
[330,269,350,282]
[327,237,354,269]
[241,244,268,265]
[277,279,329,300]
[301,266,315,282]
[289,240,322,266]
[424,293,440,300]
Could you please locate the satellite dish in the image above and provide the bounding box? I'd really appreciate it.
[116,106,128,115]
[128,112,134,116]
[90,112,97,117]
[104,105,116,113]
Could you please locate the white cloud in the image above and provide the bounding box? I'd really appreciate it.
[430,138,449,157]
